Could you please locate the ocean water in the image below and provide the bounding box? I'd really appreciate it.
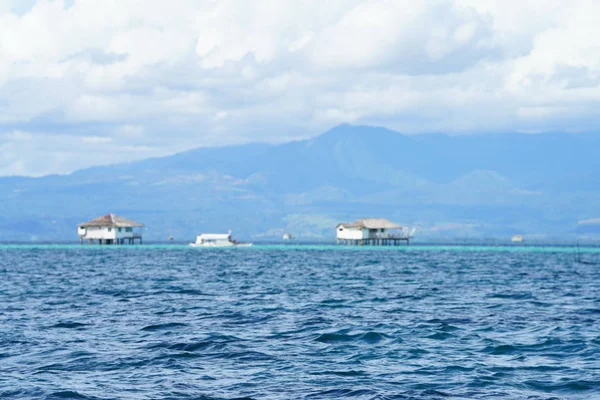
[1,245,599,399]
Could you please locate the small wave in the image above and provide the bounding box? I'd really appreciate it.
[524,379,597,392]
[319,299,349,307]
[305,388,377,398]
[140,322,188,331]
[420,322,462,333]
[311,370,366,377]
[483,337,586,356]
[147,340,226,352]
[484,344,518,355]
[36,363,67,372]
[486,292,534,300]
[224,314,275,326]
[1,389,45,398]
[370,297,389,303]
[443,365,475,373]
[360,331,388,343]
[529,300,553,308]
[192,396,255,400]
[48,322,89,329]
[316,332,357,343]
[581,308,600,314]
[406,348,429,360]
[45,391,97,400]
[219,350,275,361]
[171,288,207,296]
[384,307,419,314]
[392,294,425,300]
[156,351,202,360]
[315,331,389,344]
[425,332,455,341]
[420,389,452,397]
[425,318,471,325]
[301,316,332,326]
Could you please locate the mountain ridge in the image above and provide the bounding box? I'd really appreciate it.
[1,124,599,241]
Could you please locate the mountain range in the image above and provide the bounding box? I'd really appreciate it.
[1,124,599,241]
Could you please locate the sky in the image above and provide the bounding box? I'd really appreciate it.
[0,0,598,177]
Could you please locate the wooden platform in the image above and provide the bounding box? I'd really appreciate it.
[80,236,143,245]
[337,238,409,246]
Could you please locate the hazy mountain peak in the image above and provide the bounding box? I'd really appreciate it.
[318,124,403,142]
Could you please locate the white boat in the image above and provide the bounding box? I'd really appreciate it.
[282,233,295,240]
[189,231,252,247]
[511,234,524,243]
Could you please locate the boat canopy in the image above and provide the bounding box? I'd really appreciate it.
[197,233,230,241]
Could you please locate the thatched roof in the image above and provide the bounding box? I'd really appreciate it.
[338,218,402,230]
[78,213,144,228]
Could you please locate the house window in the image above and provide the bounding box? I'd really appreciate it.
[108,228,112,232]
[125,227,133,232]
[118,228,122,232]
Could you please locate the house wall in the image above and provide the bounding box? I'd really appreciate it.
[78,226,115,240]
[78,226,141,240]
[337,227,398,240]
[336,226,367,240]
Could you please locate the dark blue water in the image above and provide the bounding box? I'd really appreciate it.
[1,246,599,399]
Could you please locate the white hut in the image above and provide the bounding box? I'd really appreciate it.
[78,213,144,245]
[336,218,411,246]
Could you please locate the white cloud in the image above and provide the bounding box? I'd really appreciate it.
[81,136,112,144]
[309,1,495,72]
[0,0,598,176]
[0,128,186,176]
[115,124,145,138]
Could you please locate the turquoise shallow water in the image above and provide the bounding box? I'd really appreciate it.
[1,243,600,253]
[1,245,599,399]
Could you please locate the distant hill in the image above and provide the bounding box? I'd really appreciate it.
[1,124,599,241]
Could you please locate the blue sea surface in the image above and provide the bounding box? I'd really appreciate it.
[0,245,599,399]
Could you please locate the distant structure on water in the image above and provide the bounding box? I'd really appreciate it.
[336,218,415,246]
[189,230,252,247]
[511,234,525,243]
[282,233,295,240]
[78,213,144,245]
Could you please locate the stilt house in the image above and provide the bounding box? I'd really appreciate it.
[336,218,411,245]
[78,213,144,245]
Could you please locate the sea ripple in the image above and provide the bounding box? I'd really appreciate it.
[0,246,599,399]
